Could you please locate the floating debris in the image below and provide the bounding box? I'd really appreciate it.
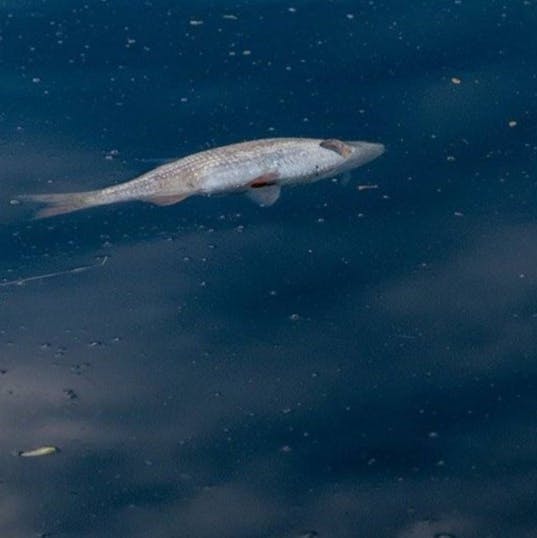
[451,77,461,85]
[63,388,78,400]
[357,184,379,191]
[508,120,517,128]
[105,148,120,160]
[0,256,108,288]
[17,446,60,458]
[70,362,91,376]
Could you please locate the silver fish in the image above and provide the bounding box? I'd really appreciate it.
[18,137,385,219]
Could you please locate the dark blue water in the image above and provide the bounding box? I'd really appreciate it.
[1,1,537,536]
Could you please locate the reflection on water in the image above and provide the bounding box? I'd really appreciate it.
[1,0,537,537]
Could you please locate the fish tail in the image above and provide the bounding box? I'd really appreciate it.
[17,191,100,219]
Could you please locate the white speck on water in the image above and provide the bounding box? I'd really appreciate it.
[105,148,120,160]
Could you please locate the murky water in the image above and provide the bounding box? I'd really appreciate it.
[1,1,536,536]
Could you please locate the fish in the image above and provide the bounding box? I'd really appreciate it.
[17,137,385,219]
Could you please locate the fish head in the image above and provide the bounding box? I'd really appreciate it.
[336,140,385,171]
[316,138,384,179]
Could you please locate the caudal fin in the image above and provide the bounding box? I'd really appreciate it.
[17,192,96,219]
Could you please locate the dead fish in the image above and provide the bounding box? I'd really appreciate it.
[17,137,385,219]
[17,445,60,457]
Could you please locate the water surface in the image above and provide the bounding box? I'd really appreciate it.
[1,1,537,537]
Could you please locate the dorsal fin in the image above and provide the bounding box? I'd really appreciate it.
[320,139,352,157]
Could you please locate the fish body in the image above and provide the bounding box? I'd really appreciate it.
[19,137,385,218]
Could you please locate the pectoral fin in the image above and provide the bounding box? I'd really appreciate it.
[320,139,352,157]
[144,194,190,206]
[247,184,281,206]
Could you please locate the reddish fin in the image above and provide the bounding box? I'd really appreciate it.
[249,171,280,189]
[320,139,352,157]
[144,194,190,206]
